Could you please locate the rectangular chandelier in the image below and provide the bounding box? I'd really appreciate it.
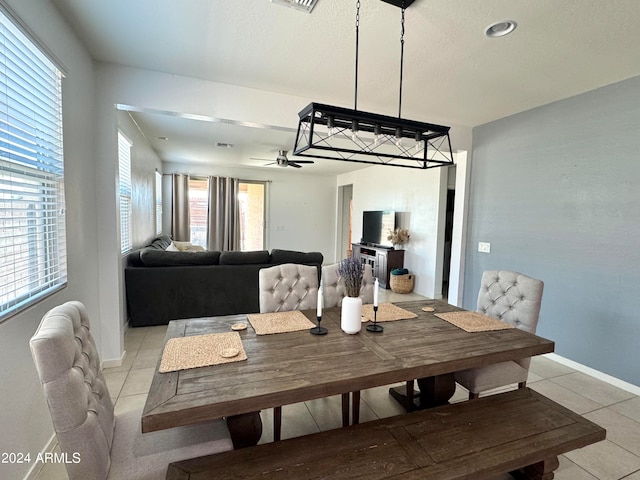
[292,103,454,169]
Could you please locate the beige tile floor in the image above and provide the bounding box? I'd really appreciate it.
[36,292,640,480]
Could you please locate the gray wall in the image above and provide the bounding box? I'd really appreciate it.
[464,75,640,386]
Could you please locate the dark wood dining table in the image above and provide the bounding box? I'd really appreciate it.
[142,300,554,446]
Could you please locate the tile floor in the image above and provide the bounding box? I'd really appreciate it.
[36,292,640,480]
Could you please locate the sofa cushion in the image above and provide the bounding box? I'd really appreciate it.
[140,249,221,267]
[270,249,323,265]
[219,250,270,265]
[149,234,172,251]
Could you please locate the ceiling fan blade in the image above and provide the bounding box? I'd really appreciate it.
[263,162,277,166]
[291,160,314,164]
[288,162,303,168]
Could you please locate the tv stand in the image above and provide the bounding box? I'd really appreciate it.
[352,243,404,289]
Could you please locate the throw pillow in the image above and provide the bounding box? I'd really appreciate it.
[165,242,179,252]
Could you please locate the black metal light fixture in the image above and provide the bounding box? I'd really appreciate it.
[293,0,454,170]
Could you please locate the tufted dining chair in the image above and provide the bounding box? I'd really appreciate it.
[454,270,544,400]
[258,263,319,441]
[259,263,319,313]
[30,301,233,480]
[321,263,374,307]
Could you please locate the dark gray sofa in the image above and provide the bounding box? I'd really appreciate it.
[124,235,323,327]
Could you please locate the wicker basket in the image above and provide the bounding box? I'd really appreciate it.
[389,274,414,294]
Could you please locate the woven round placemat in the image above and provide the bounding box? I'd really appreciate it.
[159,331,247,373]
[435,311,515,332]
[361,303,418,322]
[247,310,315,335]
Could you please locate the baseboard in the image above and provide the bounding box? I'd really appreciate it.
[544,353,640,396]
[102,349,127,369]
[23,434,57,480]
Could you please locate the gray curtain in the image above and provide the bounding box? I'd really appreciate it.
[207,176,240,251]
[171,174,190,241]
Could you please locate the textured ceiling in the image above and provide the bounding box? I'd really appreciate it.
[51,0,640,172]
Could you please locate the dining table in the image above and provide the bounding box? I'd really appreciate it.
[141,299,554,447]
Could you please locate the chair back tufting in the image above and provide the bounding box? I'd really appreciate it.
[321,263,374,308]
[476,270,544,334]
[30,301,115,480]
[259,263,319,313]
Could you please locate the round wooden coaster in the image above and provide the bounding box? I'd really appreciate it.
[231,323,247,331]
[220,347,240,358]
[421,306,435,312]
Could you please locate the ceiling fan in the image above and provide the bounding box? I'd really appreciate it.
[253,150,314,169]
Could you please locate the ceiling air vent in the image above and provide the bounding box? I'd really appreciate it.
[270,0,319,14]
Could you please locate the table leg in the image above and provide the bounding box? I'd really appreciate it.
[517,456,560,480]
[341,393,350,427]
[273,406,282,442]
[417,373,456,408]
[388,379,419,412]
[389,374,456,411]
[352,391,360,425]
[226,411,263,449]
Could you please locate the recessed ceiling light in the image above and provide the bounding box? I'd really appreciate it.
[485,20,517,38]
[156,136,168,141]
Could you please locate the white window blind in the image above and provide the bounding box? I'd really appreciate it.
[155,170,162,235]
[118,132,132,253]
[0,9,67,320]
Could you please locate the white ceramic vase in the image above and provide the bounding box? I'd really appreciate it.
[341,296,362,334]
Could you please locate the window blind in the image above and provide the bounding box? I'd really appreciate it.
[0,9,67,319]
[118,132,132,253]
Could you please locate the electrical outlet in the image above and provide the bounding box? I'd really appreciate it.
[478,242,491,253]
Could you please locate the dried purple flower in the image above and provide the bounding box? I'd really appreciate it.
[338,256,364,298]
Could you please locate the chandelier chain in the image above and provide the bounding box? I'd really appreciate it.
[398,6,405,118]
[354,0,360,110]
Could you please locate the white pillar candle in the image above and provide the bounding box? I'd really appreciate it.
[373,278,379,307]
[317,286,323,317]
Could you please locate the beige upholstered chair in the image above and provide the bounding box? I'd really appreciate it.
[258,263,319,440]
[259,263,319,313]
[30,301,233,480]
[455,270,544,399]
[321,263,374,307]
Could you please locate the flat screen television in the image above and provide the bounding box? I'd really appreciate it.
[361,210,395,247]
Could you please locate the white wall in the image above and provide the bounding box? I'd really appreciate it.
[0,1,100,479]
[337,165,447,299]
[162,162,336,259]
[117,110,163,247]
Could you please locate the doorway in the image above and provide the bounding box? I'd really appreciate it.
[442,189,455,298]
[336,184,353,261]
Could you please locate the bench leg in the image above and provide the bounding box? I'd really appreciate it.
[517,456,559,480]
[226,411,263,449]
[273,406,282,442]
[341,393,350,427]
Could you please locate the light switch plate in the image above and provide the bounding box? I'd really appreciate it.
[478,242,491,253]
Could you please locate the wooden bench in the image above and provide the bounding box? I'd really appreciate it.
[166,388,605,480]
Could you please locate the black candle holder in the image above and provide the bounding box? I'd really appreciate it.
[366,306,383,333]
[310,315,328,335]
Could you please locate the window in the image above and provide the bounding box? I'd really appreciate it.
[155,170,162,235]
[237,181,265,251]
[0,9,66,319]
[118,131,132,253]
[188,177,208,247]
